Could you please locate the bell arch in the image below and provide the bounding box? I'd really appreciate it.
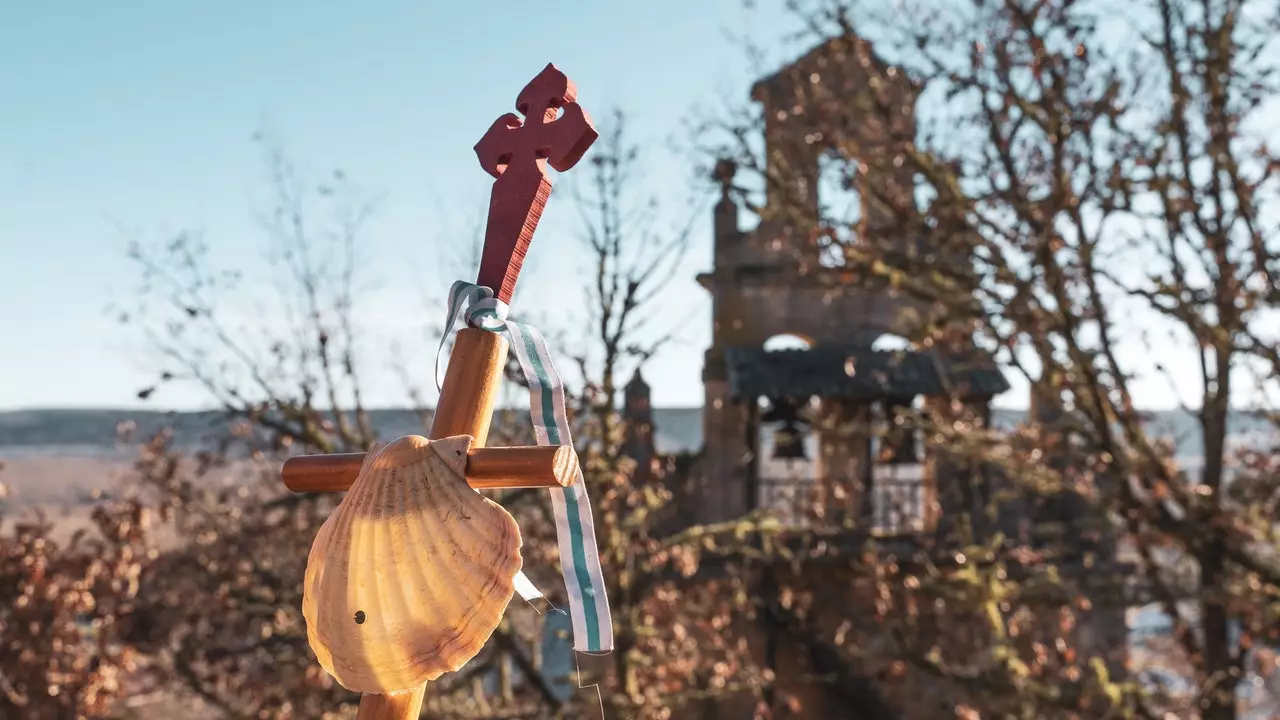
[761,333,813,351]
[870,332,912,352]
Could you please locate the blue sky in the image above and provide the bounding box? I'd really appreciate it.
[1,1,811,410]
[0,1,1222,413]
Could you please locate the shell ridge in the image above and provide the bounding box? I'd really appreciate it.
[303,524,333,672]
[389,458,433,681]
[396,448,486,682]
[365,463,402,689]
[437,457,503,610]
[403,454,449,680]
[348,453,392,688]
[399,449,501,675]
[416,449,522,671]
[446,486,520,596]
[307,449,383,688]
[334,458,379,689]
[310,494,353,678]
[419,451,472,660]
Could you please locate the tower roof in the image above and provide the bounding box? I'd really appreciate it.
[749,32,896,101]
[723,345,1008,401]
[625,367,649,393]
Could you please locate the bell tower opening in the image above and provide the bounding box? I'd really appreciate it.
[755,334,817,524]
[761,333,812,352]
[756,395,820,526]
[870,333,911,352]
[817,151,864,268]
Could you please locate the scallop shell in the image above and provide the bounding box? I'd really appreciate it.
[302,434,522,694]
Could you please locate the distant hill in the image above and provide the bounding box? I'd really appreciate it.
[0,407,705,457]
[0,406,1272,461]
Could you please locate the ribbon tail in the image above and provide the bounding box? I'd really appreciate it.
[503,318,614,654]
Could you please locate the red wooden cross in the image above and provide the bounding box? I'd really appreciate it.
[473,63,598,302]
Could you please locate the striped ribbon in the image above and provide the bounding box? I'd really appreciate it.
[435,280,614,655]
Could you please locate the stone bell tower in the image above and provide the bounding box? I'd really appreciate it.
[696,33,928,525]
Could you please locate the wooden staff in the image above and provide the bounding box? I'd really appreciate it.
[281,63,598,720]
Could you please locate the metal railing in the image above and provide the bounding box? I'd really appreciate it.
[757,463,929,535]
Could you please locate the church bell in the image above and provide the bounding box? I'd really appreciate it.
[772,420,808,461]
[763,397,809,461]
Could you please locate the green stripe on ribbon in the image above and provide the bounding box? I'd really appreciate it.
[514,325,601,650]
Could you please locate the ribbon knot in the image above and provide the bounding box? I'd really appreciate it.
[435,283,509,390]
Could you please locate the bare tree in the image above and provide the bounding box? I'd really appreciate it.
[123,134,383,455]
[704,0,1280,716]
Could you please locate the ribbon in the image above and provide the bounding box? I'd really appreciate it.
[435,280,614,656]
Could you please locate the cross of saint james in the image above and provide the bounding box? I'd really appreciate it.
[282,63,601,720]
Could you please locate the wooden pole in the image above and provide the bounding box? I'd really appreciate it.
[288,63,600,720]
[355,328,509,719]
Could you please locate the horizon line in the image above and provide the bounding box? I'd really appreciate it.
[5,403,1249,416]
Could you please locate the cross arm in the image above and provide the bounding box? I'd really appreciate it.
[281,443,579,493]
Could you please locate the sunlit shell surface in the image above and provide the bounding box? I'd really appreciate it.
[302,434,522,694]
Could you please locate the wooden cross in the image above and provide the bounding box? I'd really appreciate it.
[474,63,597,302]
[281,63,598,720]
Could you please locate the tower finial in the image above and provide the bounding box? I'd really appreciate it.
[713,158,737,200]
